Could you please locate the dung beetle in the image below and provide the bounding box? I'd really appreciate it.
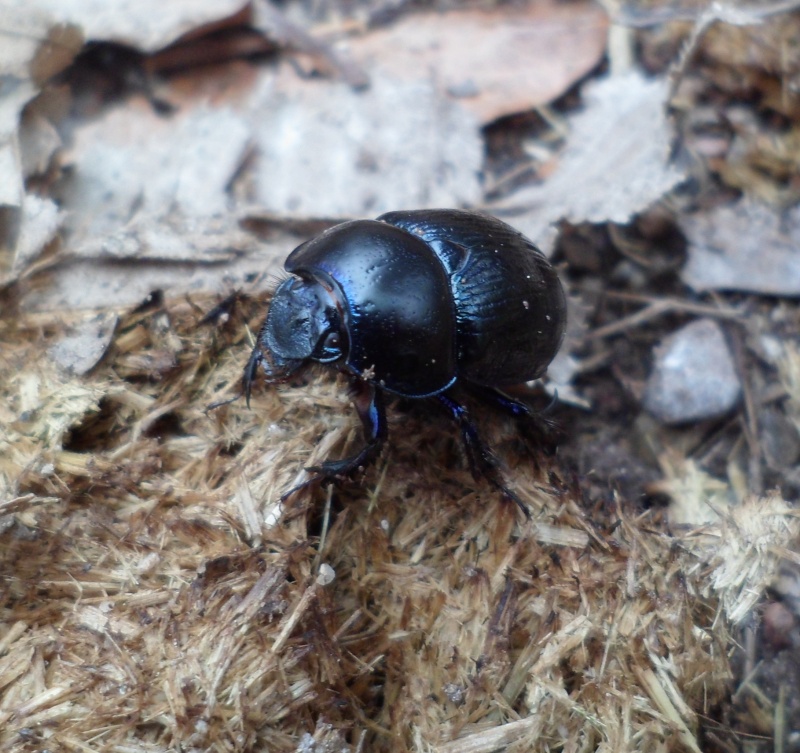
[244,209,566,512]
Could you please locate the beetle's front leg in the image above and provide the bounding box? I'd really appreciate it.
[307,380,387,480]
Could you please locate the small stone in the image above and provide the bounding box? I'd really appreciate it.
[443,683,466,705]
[643,318,741,424]
[316,563,335,586]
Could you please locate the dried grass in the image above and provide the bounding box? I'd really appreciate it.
[1,295,797,752]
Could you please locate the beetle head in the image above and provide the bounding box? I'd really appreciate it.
[244,276,344,406]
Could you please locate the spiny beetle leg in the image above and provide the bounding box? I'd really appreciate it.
[436,391,531,519]
[305,380,387,481]
[279,476,319,503]
[470,384,562,454]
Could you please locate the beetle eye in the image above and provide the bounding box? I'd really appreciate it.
[314,330,343,363]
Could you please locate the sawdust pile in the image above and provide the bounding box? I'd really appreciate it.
[1,295,797,752]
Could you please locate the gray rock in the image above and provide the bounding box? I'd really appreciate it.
[643,318,741,424]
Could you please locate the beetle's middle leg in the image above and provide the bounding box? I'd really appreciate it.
[436,391,530,518]
[306,380,387,480]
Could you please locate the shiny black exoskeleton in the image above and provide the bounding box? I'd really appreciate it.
[244,209,567,511]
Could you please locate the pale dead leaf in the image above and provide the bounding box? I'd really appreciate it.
[0,124,28,273]
[19,110,61,178]
[0,31,33,257]
[347,0,608,124]
[21,56,481,309]
[246,64,482,218]
[493,72,685,252]
[17,83,292,308]
[0,5,81,81]
[24,0,249,53]
[0,4,80,274]
[681,199,800,296]
[44,95,261,305]
[10,194,64,276]
[0,136,23,214]
[0,5,81,186]
[20,243,287,312]
[66,215,253,264]
[61,100,250,248]
[48,311,118,375]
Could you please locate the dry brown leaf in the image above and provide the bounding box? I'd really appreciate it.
[348,1,609,124]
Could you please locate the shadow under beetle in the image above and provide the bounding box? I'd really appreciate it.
[243,209,567,513]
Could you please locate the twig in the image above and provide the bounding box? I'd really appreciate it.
[586,296,741,341]
[604,0,800,115]
[607,0,800,29]
[729,325,763,495]
[776,682,787,753]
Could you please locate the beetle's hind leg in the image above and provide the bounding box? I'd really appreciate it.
[470,385,562,454]
[436,391,530,519]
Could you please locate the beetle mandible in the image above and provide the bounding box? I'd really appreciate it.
[243,209,567,512]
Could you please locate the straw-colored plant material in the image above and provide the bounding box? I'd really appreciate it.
[778,342,800,435]
[1,295,797,752]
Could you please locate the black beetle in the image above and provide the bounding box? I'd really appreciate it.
[244,209,566,511]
